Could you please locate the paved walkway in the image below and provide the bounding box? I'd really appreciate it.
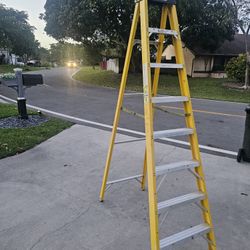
[0,125,249,250]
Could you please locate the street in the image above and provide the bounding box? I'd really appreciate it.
[0,67,247,153]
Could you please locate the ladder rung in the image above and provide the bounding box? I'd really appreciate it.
[160,224,211,249]
[149,27,178,36]
[107,174,142,185]
[150,63,183,69]
[152,96,189,104]
[156,160,199,176]
[154,128,193,139]
[115,138,145,145]
[158,192,205,211]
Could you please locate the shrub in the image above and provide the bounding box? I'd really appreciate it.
[225,54,246,82]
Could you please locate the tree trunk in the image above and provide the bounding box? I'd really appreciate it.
[244,33,249,89]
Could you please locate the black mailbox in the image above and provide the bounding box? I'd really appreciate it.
[22,74,43,87]
[1,70,44,119]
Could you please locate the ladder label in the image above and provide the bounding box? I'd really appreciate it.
[142,63,150,103]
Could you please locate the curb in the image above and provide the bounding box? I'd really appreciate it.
[0,98,7,103]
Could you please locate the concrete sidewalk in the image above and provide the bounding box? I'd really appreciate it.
[0,124,249,250]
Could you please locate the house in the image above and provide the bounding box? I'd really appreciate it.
[0,48,10,64]
[162,34,250,78]
[0,48,22,65]
[100,57,121,74]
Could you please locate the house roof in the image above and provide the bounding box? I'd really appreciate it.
[189,34,250,56]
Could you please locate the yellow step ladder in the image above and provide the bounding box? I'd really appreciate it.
[99,0,216,249]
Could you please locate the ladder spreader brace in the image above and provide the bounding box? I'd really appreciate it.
[99,1,216,249]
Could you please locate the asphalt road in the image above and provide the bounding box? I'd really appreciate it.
[0,67,247,152]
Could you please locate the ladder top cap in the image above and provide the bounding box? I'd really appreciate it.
[149,0,176,5]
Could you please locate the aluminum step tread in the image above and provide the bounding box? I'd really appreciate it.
[156,160,199,176]
[152,96,189,104]
[149,0,176,6]
[158,192,205,210]
[149,27,178,36]
[154,128,193,139]
[150,63,183,69]
[160,223,210,248]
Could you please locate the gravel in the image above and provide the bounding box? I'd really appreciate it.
[0,115,49,129]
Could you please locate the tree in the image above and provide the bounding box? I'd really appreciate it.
[177,0,237,51]
[49,42,101,66]
[226,54,247,83]
[0,4,39,58]
[43,0,237,68]
[81,45,102,68]
[50,42,74,64]
[42,0,136,58]
[227,0,250,89]
[37,47,51,65]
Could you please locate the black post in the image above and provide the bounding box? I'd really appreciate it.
[237,105,250,162]
[15,68,28,120]
[17,98,28,119]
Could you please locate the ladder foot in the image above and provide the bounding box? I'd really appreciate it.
[141,181,146,191]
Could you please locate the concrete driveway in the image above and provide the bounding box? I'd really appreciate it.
[0,124,249,250]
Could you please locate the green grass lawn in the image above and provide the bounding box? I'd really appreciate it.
[0,64,44,74]
[74,67,250,103]
[0,104,72,159]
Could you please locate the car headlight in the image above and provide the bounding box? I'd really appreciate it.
[67,62,71,67]
[73,63,77,67]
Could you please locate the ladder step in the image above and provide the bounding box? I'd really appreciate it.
[149,0,176,5]
[152,96,189,104]
[160,224,211,249]
[154,128,193,139]
[158,192,205,211]
[134,39,159,46]
[150,63,183,69]
[156,160,199,176]
[149,27,178,36]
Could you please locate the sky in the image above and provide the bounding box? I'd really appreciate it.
[1,0,56,48]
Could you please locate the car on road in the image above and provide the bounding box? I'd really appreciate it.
[16,57,25,67]
[66,61,77,68]
[16,62,25,67]
[27,60,41,67]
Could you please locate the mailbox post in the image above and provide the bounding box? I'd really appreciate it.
[0,68,43,119]
[15,68,28,119]
[237,105,250,163]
